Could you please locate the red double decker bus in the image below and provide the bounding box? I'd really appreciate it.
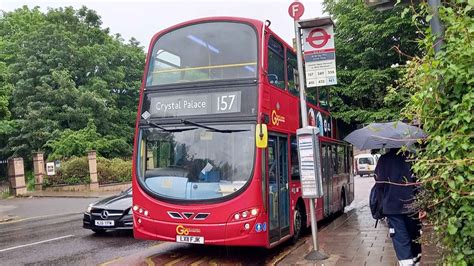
[132,17,354,248]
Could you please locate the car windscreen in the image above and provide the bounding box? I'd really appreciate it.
[359,157,374,165]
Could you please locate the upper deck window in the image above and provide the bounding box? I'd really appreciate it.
[267,37,285,89]
[147,22,258,86]
[287,50,298,96]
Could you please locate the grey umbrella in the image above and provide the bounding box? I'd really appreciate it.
[343,122,426,150]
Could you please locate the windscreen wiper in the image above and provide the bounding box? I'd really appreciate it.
[180,119,249,133]
[146,121,197,133]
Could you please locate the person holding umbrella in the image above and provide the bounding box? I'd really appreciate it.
[344,122,426,265]
[375,148,421,265]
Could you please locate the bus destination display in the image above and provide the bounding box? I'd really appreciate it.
[148,91,242,117]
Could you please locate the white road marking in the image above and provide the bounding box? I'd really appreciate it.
[0,235,74,253]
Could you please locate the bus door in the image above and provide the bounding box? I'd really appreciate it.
[268,135,290,243]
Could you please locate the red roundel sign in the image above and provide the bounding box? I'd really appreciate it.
[305,28,331,49]
[288,2,304,21]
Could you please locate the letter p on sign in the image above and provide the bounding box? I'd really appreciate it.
[288,2,304,21]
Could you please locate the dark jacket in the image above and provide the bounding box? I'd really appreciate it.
[374,149,417,215]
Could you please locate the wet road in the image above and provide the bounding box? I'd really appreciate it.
[0,196,300,265]
[0,212,158,265]
[0,211,310,266]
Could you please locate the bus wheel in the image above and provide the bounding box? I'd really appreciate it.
[292,203,304,243]
[340,190,347,214]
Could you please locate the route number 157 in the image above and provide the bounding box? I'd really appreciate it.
[216,95,236,112]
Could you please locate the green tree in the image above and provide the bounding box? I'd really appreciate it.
[45,120,131,160]
[0,6,145,159]
[400,1,473,264]
[322,0,423,130]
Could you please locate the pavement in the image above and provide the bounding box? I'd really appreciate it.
[24,190,118,198]
[0,190,118,223]
[274,174,397,266]
[276,205,397,265]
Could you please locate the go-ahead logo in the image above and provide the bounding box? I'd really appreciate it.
[176,225,200,235]
[271,110,286,126]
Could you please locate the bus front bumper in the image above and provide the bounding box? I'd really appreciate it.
[133,215,268,247]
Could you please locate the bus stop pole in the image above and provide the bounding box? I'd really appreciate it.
[294,20,308,128]
[294,20,328,261]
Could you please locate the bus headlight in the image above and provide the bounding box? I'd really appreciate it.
[231,208,259,221]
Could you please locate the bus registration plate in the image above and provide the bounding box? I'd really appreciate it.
[176,235,204,244]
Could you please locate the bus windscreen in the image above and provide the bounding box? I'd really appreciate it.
[136,124,255,201]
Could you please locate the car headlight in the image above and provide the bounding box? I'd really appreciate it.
[86,205,92,213]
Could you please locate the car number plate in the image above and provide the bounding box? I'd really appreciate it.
[95,220,114,226]
[176,235,204,244]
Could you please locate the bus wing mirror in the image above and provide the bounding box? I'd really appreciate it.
[256,124,268,148]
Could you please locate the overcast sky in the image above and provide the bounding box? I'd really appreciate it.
[1,0,325,51]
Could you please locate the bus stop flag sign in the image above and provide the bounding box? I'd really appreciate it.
[288,2,304,21]
[302,24,337,87]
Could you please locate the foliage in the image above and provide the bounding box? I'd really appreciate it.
[1,191,11,199]
[0,6,145,160]
[45,120,131,160]
[44,156,89,186]
[400,1,474,264]
[322,0,423,130]
[25,170,35,191]
[97,157,132,184]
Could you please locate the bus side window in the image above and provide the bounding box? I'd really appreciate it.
[319,87,330,111]
[345,146,350,173]
[331,145,338,174]
[267,37,285,90]
[290,136,300,180]
[287,51,298,96]
[337,145,345,174]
